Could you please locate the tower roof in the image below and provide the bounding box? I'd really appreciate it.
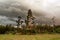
[28,9,32,17]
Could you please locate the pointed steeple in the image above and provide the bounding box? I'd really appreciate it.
[28,9,32,17]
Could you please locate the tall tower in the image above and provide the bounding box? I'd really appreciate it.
[28,9,32,17]
[26,9,34,29]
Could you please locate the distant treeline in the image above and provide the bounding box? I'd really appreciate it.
[0,24,60,34]
[0,24,16,34]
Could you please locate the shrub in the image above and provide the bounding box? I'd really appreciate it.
[55,28,60,33]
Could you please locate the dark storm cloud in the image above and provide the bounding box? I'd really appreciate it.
[0,0,60,25]
[0,15,16,25]
[0,1,26,17]
[0,0,29,24]
[0,0,45,18]
[0,0,53,24]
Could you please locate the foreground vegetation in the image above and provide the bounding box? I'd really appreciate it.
[0,24,60,40]
[0,34,60,40]
[0,24,60,34]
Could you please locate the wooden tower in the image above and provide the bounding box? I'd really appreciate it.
[26,9,34,29]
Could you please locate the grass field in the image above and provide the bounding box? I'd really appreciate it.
[0,34,60,40]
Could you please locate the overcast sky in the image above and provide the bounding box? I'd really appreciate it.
[0,0,60,25]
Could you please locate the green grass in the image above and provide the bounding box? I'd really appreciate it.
[0,34,60,40]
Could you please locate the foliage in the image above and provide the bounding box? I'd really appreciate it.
[0,24,60,34]
[0,24,16,34]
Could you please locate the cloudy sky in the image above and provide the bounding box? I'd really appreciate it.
[0,0,60,25]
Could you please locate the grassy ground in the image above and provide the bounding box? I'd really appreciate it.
[0,34,60,40]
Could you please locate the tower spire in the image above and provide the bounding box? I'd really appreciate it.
[28,9,32,17]
[26,9,34,29]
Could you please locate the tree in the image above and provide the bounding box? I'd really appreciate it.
[16,16,22,32]
[52,16,55,26]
